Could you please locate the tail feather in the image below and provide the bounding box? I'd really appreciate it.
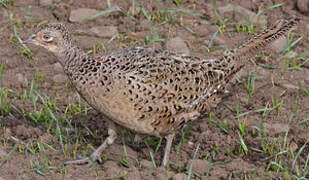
[231,18,300,58]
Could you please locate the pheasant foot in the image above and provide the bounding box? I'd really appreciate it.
[64,126,118,165]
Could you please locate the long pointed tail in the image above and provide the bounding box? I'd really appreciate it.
[231,18,300,59]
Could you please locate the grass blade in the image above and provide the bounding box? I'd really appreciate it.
[187,143,200,180]
[212,3,225,25]
[83,8,121,21]
[292,141,308,170]
[297,118,309,125]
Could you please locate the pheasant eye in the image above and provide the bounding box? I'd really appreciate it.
[42,34,53,42]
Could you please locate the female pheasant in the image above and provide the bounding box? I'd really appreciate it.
[23,18,299,166]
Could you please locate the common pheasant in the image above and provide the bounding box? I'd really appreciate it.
[23,18,299,166]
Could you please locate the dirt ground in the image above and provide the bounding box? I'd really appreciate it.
[0,0,308,179]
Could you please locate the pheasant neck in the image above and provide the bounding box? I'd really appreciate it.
[56,42,87,75]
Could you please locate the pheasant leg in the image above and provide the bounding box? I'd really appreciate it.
[162,133,175,167]
[64,126,118,165]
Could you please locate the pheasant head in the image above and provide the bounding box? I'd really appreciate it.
[23,23,72,54]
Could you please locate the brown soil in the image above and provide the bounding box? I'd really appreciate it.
[0,0,308,179]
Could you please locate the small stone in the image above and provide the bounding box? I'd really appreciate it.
[173,173,188,180]
[89,26,118,38]
[39,0,53,6]
[15,125,29,138]
[153,167,169,180]
[213,36,226,46]
[53,62,63,72]
[286,51,298,59]
[31,127,43,137]
[193,21,212,37]
[3,128,12,139]
[138,20,151,31]
[218,4,266,27]
[38,134,55,144]
[75,36,99,50]
[127,167,141,180]
[281,81,300,90]
[53,74,67,84]
[208,166,228,179]
[271,37,288,53]
[16,73,25,84]
[103,161,122,176]
[203,35,226,47]
[140,159,152,168]
[69,8,99,22]
[264,123,289,135]
[166,37,190,55]
[226,160,255,171]
[290,142,298,153]
[297,0,309,14]
[187,159,209,175]
[188,141,194,146]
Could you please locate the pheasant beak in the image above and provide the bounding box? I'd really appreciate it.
[23,34,37,44]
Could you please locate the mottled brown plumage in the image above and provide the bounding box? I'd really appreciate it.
[23,18,299,166]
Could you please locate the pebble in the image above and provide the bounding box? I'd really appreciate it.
[89,26,118,38]
[53,62,63,72]
[290,141,298,153]
[271,37,288,54]
[16,73,25,83]
[226,160,255,171]
[153,167,169,180]
[218,4,266,27]
[173,173,188,180]
[166,37,190,55]
[297,0,309,14]
[203,35,226,47]
[3,128,12,139]
[38,134,55,144]
[127,167,141,180]
[187,159,209,175]
[137,19,151,31]
[213,36,226,46]
[140,159,152,168]
[286,51,298,59]
[102,161,122,177]
[75,36,99,50]
[206,166,228,179]
[53,74,67,84]
[263,123,289,135]
[281,82,300,90]
[15,125,30,138]
[39,0,53,6]
[69,8,99,22]
[194,24,211,37]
